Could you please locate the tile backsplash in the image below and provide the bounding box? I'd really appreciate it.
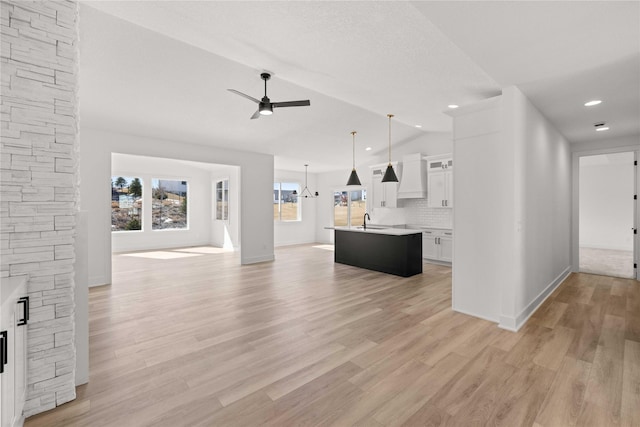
[400,198,452,229]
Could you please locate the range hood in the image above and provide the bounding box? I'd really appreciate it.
[397,153,427,199]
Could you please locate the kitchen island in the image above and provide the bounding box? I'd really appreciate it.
[334,226,423,277]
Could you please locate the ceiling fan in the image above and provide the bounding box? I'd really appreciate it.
[228,73,311,119]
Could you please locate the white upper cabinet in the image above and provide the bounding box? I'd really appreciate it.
[370,162,400,209]
[426,155,453,208]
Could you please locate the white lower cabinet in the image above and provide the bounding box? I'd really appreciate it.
[422,229,453,264]
[1,276,28,427]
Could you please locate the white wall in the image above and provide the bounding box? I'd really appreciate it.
[579,153,635,250]
[505,86,572,327]
[451,97,510,323]
[111,154,213,252]
[572,135,640,153]
[274,169,318,247]
[79,128,274,286]
[450,87,572,331]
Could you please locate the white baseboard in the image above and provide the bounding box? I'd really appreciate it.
[498,265,572,332]
[88,275,107,287]
[275,239,316,248]
[241,254,275,265]
[452,306,499,324]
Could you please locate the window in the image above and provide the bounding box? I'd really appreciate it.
[274,182,300,221]
[111,176,142,231]
[152,179,188,230]
[215,179,229,221]
[334,189,367,227]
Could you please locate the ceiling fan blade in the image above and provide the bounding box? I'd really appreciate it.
[272,100,311,108]
[250,109,261,120]
[228,89,260,104]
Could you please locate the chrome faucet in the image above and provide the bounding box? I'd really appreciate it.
[363,213,371,230]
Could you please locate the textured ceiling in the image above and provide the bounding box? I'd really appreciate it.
[80,1,639,173]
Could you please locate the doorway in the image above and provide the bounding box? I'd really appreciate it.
[578,151,636,278]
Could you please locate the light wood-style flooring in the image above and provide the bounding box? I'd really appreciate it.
[26,244,640,426]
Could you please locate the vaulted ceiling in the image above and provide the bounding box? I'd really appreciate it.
[80,1,639,172]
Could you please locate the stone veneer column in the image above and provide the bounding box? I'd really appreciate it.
[1,0,79,416]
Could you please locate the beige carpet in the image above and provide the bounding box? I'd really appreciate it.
[579,247,635,278]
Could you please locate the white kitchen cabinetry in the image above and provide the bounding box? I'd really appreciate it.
[426,155,453,208]
[422,229,453,264]
[1,276,28,427]
[370,162,400,209]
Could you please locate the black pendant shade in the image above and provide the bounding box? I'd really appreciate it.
[347,169,362,186]
[381,164,398,183]
[346,131,362,186]
[381,114,399,182]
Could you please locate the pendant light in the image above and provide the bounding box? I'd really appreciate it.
[346,131,362,186]
[294,164,319,198]
[381,113,399,182]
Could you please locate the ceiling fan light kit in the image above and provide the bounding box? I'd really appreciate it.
[381,114,399,183]
[346,131,362,186]
[228,72,310,119]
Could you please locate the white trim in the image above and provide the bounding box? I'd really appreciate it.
[241,254,275,265]
[275,240,317,248]
[88,275,107,287]
[452,307,499,324]
[498,265,572,332]
[572,145,639,278]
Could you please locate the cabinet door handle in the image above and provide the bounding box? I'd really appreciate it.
[0,330,7,373]
[441,200,444,207]
[18,296,29,326]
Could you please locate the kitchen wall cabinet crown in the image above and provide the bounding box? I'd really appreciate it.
[369,162,401,209]
[425,154,453,208]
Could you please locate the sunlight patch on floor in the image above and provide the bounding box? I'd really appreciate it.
[313,244,335,251]
[122,251,203,260]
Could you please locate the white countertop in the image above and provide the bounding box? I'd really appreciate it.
[405,224,453,231]
[334,226,422,236]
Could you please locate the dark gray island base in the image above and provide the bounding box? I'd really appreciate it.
[334,228,423,277]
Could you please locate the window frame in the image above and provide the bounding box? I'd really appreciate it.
[151,178,189,231]
[215,178,230,222]
[110,175,144,233]
[274,181,302,222]
[333,187,367,227]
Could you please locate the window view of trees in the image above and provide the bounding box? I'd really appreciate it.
[274,182,300,221]
[111,176,143,231]
[152,179,188,230]
[334,189,366,227]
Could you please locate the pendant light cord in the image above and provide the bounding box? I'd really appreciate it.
[351,131,357,169]
[387,114,394,165]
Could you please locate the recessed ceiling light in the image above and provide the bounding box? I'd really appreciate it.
[448,104,459,109]
[415,125,422,128]
[595,126,610,131]
[365,147,372,151]
[584,100,602,107]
